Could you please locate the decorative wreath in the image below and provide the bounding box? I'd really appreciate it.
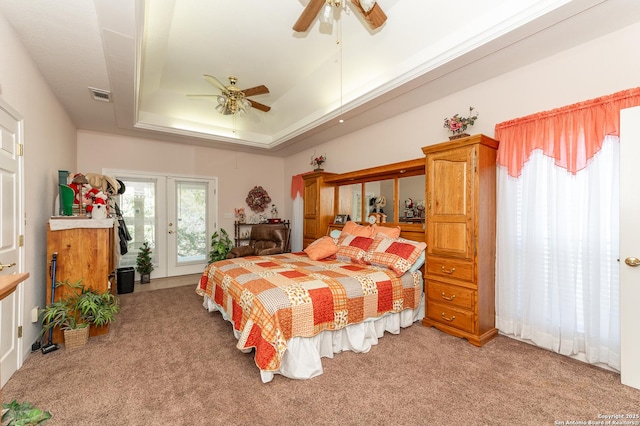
[246,186,272,213]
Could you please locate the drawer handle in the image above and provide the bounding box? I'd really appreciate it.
[441,312,456,322]
[441,266,456,274]
[440,292,456,301]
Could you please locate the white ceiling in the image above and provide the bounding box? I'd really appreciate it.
[1,0,639,157]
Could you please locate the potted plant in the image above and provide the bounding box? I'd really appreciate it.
[2,400,51,425]
[39,279,120,351]
[136,241,154,283]
[208,229,233,263]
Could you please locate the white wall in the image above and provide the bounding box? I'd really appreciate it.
[0,12,77,356]
[77,131,285,234]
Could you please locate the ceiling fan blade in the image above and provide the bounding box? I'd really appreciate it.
[351,0,387,29]
[247,99,271,112]
[203,74,228,92]
[293,0,325,32]
[242,85,269,97]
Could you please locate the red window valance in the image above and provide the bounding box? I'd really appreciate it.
[495,87,640,177]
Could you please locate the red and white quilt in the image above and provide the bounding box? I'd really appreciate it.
[196,252,422,372]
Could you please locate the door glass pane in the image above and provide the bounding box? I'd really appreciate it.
[364,179,393,223]
[399,174,426,223]
[117,178,157,269]
[175,180,207,264]
[337,183,361,222]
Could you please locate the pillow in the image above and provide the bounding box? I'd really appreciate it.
[340,221,374,238]
[364,234,427,276]
[329,229,342,239]
[408,251,425,273]
[373,224,401,239]
[336,234,375,264]
[304,236,339,261]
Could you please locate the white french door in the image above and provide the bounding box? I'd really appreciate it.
[105,170,217,278]
[166,177,215,276]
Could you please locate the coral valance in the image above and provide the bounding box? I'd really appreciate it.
[291,174,304,199]
[495,87,640,177]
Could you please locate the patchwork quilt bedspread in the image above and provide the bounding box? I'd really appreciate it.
[196,252,422,372]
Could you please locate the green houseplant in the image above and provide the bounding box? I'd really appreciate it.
[40,279,119,350]
[208,228,233,263]
[2,400,51,425]
[136,241,154,283]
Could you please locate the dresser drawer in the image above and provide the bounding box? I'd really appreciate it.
[427,281,475,310]
[426,300,475,333]
[426,256,474,282]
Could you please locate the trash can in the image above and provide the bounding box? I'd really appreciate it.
[116,267,135,294]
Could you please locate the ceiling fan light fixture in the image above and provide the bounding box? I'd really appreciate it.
[320,3,333,24]
[240,98,252,111]
[359,0,376,13]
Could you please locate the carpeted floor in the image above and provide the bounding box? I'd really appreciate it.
[2,284,639,425]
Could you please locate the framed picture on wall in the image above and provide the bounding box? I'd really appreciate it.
[334,214,350,224]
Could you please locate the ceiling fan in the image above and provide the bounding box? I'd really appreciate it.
[292,0,387,32]
[188,75,271,116]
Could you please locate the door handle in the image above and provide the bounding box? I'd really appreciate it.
[0,262,16,271]
[625,257,640,267]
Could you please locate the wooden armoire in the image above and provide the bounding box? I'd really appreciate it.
[421,134,499,346]
[302,171,336,248]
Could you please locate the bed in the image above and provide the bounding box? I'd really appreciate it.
[196,229,426,382]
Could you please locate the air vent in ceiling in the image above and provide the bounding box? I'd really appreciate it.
[88,87,112,102]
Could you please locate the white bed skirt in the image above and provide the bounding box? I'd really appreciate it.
[202,295,425,383]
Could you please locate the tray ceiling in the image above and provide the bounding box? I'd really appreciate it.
[1,0,638,156]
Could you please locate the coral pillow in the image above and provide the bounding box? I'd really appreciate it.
[304,236,339,261]
[340,221,374,238]
[336,233,375,264]
[373,225,401,239]
[365,234,427,276]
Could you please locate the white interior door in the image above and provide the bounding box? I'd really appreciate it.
[620,106,640,390]
[0,100,24,388]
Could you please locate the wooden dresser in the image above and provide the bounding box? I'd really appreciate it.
[302,171,335,248]
[46,218,116,343]
[421,134,499,346]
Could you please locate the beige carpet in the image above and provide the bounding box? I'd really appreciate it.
[3,284,638,425]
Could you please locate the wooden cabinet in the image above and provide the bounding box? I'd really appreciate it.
[421,134,499,346]
[302,171,335,248]
[46,219,116,343]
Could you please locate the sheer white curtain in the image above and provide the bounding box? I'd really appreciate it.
[496,136,620,369]
[290,195,303,252]
[290,174,305,252]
